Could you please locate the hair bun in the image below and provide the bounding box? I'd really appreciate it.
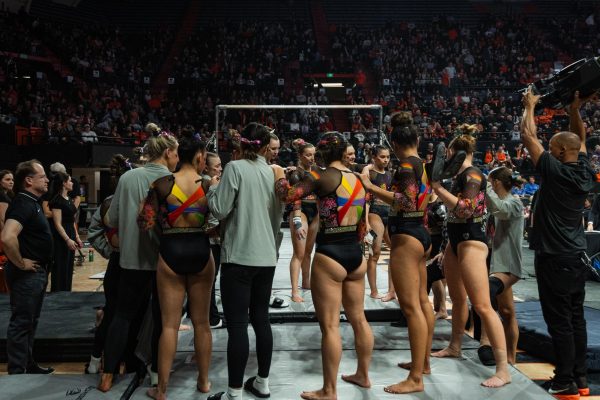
[292,138,306,150]
[390,111,413,128]
[453,123,479,138]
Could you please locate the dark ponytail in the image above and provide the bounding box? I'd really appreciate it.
[240,123,272,161]
[489,166,526,191]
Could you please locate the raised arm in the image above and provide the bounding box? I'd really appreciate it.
[432,172,483,219]
[486,184,523,220]
[568,91,587,153]
[274,165,318,203]
[520,85,544,167]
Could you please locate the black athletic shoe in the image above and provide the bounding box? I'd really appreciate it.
[542,380,580,400]
[575,376,590,396]
[26,364,55,374]
[244,377,270,398]
[207,392,226,400]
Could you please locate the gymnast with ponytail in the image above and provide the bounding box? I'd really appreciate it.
[287,139,318,302]
[430,124,511,388]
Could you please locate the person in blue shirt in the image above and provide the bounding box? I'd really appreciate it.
[511,179,526,197]
[523,176,539,196]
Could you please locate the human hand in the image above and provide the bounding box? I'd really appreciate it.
[295,227,307,240]
[356,172,372,190]
[522,85,541,110]
[76,237,84,248]
[210,175,220,187]
[66,238,78,251]
[20,258,40,272]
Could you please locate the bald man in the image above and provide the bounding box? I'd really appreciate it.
[521,88,595,399]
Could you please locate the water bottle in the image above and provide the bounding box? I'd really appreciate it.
[88,249,94,262]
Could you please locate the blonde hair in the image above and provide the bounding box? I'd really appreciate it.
[448,123,478,154]
[144,134,178,161]
[145,123,161,136]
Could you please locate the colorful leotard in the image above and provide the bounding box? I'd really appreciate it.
[387,156,433,251]
[139,175,211,274]
[446,166,487,255]
[276,167,367,272]
[286,167,319,225]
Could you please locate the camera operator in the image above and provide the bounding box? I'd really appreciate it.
[521,87,595,398]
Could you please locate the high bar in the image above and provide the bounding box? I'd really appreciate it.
[216,104,382,110]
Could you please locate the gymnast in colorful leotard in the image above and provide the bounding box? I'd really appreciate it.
[287,138,318,302]
[274,132,373,400]
[359,121,435,395]
[140,134,216,400]
[361,145,393,299]
[430,124,511,389]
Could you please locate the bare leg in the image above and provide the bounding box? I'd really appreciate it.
[458,242,511,388]
[384,235,429,394]
[432,280,448,319]
[300,254,345,400]
[186,257,215,392]
[289,213,308,302]
[432,244,464,359]
[340,260,373,388]
[497,287,519,365]
[366,214,385,298]
[152,258,188,399]
[381,230,396,302]
[301,215,319,290]
[381,268,397,302]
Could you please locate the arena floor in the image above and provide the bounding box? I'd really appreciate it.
[1,230,599,399]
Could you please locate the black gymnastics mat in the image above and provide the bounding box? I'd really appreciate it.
[0,290,405,363]
[516,301,600,371]
[0,292,103,363]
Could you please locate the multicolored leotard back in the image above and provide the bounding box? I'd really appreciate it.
[138,175,210,232]
[166,183,208,227]
[448,166,486,222]
[276,166,368,241]
[389,156,432,221]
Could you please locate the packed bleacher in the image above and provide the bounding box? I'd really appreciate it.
[2,1,600,172]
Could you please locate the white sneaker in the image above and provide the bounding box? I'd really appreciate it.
[147,367,158,386]
[210,319,223,329]
[85,356,101,374]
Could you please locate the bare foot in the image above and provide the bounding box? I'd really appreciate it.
[397,361,431,375]
[97,373,113,392]
[341,373,371,388]
[291,293,304,303]
[481,373,511,388]
[196,380,211,393]
[300,389,337,400]
[178,324,191,331]
[146,387,166,400]
[369,292,384,299]
[434,310,448,320]
[383,379,424,394]
[431,346,461,358]
[381,292,397,302]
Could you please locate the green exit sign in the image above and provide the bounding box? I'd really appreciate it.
[326,73,334,78]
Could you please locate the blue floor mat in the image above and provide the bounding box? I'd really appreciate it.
[516,301,600,371]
